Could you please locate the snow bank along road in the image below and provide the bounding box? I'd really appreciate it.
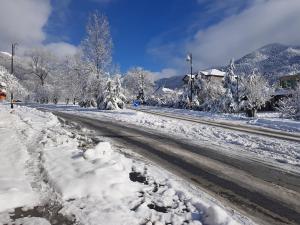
[3,105,255,225]
[49,110,300,225]
[130,107,300,143]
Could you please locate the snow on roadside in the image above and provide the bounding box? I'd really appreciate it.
[0,104,255,225]
[0,107,39,212]
[109,109,300,169]
[137,105,300,133]
[33,104,300,170]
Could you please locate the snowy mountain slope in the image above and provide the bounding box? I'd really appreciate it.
[155,75,184,89]
[231,43,300,82]
[0,51,31,82]
[156,43,300,88]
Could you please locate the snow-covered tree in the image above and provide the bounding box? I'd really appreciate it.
[81,10,113,78]
[79,10,113,108]
[240,71,274,117]
[63,53,93,105]
[177,75,199,109]
[122,67,154,102]
[0,65,27,100]
[97,76,126,110]
[277,86,300,120]
[26,48,55,86]
[195,77,225,112]
[219,59,238,113]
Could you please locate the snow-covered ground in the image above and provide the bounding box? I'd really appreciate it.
[0,104,254,225]
[135,105,300,133]
[31,104,300,171]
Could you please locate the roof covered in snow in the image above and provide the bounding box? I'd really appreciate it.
[154,86,178,95]
[199,69,226,77]
[0,51,12,57]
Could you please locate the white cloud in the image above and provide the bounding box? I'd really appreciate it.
[150,68,179,80]
[0,0,50,51]
[45,42,78,59]
[149,0,300,77]
[187,0,300,68]
[0,0,77,57]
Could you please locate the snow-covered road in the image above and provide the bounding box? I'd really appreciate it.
[50,110,300,225]
[0,104,255,225]
[32,103,300,170]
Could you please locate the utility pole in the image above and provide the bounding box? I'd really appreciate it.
[186,53,193,102]
[11,43,17,109]
[236,74,239,107]
[139,72,145,103]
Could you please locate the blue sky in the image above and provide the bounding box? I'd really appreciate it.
[45,0,250,73]
[1,0,300,78]
[45,0,210,72]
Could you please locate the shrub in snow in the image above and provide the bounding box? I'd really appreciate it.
[78,99,96,108]
[97,76,126,110]
[0,65,27,100]
[239,71,273,117]
[277,86,300,120]
[75,70,106,108]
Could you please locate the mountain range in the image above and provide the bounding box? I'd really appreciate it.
[156,43,300,89]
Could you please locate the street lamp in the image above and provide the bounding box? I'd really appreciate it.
[186,53,194,102]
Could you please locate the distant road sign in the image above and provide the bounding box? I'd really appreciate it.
[133,100,140,107]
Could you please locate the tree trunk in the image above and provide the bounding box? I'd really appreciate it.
[246,108,257,117]
[41,78,44,86]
